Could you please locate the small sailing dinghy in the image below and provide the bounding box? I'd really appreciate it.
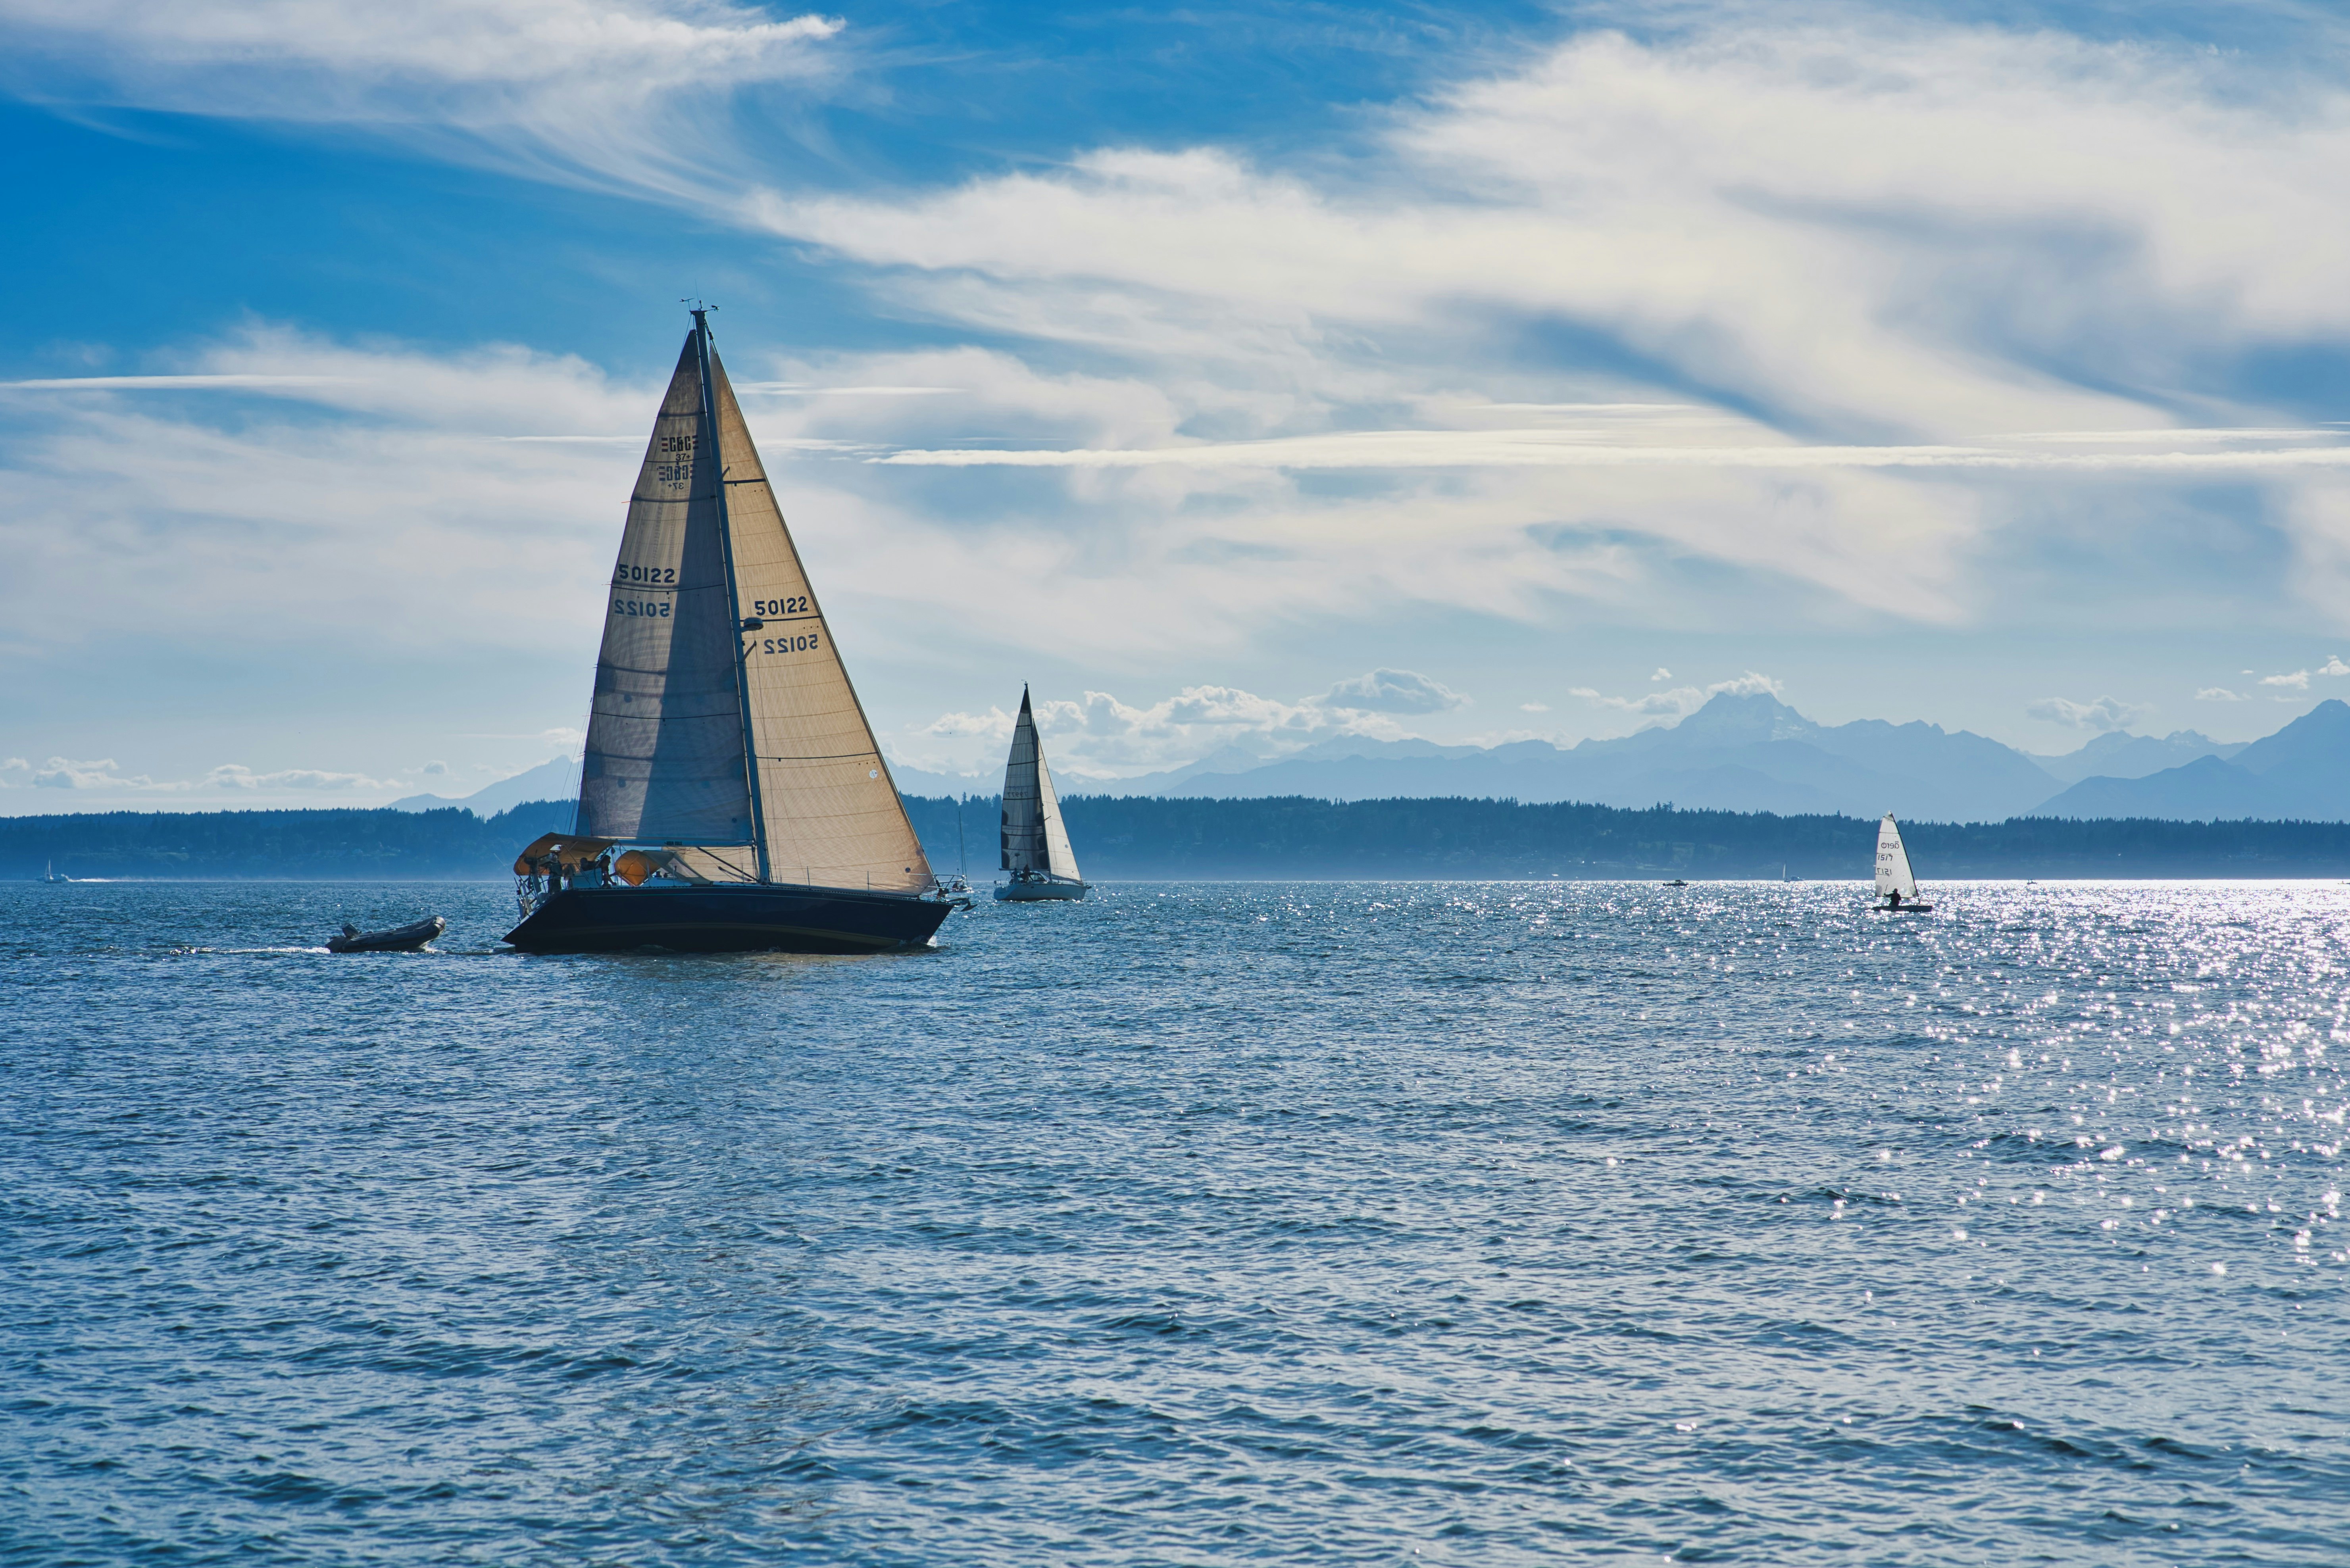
[328,915,446,953]
[996,686,1088,902]
[1873,814,1934,913]
[503,308,956,955]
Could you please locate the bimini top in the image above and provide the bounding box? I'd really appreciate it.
[512,833,619,875]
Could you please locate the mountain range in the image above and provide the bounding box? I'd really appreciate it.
[901,694,2346,824]
[428,697,2343,825]
[390,756,577,815]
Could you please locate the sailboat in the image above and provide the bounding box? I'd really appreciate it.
[995,686,1087,902]
[1873,814,1934,913]
[42,860,71,884]
[504,308,955,955]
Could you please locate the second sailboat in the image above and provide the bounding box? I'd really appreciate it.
[996,687,1088,902]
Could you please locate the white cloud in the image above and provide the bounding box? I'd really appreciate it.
[1519,701,1549,713]
[2267,655,2350,687]
[2,755,400,794]
[0,0,844,200]
[2027,695,2153,732]
[906,668,1465,774]
[1570,669,1781,722]
[2196,687,2247,701]
[736,22,2350,627]
[1650,669,1672,682]
[1321,668,1466,715]
[0,324,653,659]
[19,11,2350,757]
[924,707,1015,741]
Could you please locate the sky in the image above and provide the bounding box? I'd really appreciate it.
[8,0,2350,809]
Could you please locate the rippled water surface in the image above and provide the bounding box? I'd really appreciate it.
[5,879,2348,1565]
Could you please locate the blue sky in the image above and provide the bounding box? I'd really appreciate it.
[7,0,2350,808]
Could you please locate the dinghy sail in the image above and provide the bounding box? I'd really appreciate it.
[1873,814,1933,913]
[996,686,1087,902]
[504,308,952,953]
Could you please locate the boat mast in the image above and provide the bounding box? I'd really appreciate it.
[692,306,772,884]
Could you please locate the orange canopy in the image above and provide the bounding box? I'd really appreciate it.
[512,833,619,876]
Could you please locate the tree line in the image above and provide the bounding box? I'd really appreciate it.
[913,794,2350,879]
[7,794,2350,880]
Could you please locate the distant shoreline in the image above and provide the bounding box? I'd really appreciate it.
[8,796,2350,881]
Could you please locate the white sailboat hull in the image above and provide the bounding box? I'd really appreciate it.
[994,874,1088,902]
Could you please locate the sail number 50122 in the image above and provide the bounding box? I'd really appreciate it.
[761,632,820,655]
[752,596,810,616]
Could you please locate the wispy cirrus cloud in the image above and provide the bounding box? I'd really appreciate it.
[0,0,846,197]
[0,324,657,659]
[739,21,2350,628]
[872,428,2350,474]
[22,13,2350,648]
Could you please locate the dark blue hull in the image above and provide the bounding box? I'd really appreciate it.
[504,884,952,954]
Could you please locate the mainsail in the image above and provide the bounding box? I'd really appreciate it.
[575,313,934,894]
[1000,688,1082,881]
[1875,814,1919,900]
[574,334,755,847]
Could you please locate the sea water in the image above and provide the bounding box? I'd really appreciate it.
[2,880,2345,1565]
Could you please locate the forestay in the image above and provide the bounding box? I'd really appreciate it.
[1875,814,1919,900]
[1000,688,1083,881]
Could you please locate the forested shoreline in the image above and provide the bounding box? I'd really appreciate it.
[7,794,2350,880]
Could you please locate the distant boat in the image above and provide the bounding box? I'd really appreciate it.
[1874,814,1935,913]
[1665,878,1689,887]
[1781,863,1797,883]
[42,860,71,884]
[996,686,1088,902]
[503,308,957,954]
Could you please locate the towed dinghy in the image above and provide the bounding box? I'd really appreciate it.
[327,915,446,953]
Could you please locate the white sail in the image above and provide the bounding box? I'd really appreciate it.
[1875,814,1919,900]
[708,352,935,894]
[574,336,756,849]
[575,317,934,895]
[1000,688,1082,880]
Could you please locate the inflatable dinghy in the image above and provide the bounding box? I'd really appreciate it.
[327,915,446,953]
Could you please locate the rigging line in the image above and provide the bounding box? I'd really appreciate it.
[751,750,885,763]
[694,306,772,884]
[688,847,756,882]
